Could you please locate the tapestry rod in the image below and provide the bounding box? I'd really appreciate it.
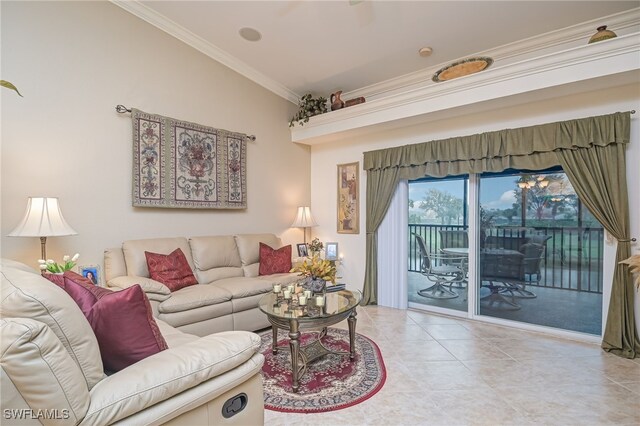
[115,105,257,141]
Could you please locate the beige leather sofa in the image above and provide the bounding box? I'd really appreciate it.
[0,260,265,425]
[105,233,299,336]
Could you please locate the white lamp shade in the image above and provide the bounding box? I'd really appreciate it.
[8,197,77,237]
[291,206,318,228]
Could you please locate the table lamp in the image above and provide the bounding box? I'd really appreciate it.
[8,197,77,261]
[291,206,317,245]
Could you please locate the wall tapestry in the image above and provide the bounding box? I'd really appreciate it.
[337,162,359,234]
[131,108,246,209]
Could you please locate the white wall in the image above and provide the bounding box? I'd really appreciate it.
[1,1,309,275]
[310,83,640,324]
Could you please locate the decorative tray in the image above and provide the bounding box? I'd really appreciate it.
[432,57,493,82]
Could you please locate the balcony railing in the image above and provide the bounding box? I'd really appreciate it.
[408,224,604,294]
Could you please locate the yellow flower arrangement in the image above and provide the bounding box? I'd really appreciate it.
[290,254,336,284]
[620,254,640,289]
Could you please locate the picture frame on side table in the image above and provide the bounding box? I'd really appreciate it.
[297,243,309,257]
[79,264,101,286]
[337,161,359,234]
[325,242,339,261]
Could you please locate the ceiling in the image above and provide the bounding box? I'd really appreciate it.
[134,1,638,100]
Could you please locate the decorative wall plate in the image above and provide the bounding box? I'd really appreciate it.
[432,57,494,82]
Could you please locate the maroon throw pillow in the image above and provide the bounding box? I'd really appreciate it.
[88,285,168,372]
[64,271,111,316]
[259,243,292,275]
[45,271,168,372]
[145,248,198,292]
[43,272,66,289]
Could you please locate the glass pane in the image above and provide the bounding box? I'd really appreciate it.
[408,177,468,312]
[478,170,603,335]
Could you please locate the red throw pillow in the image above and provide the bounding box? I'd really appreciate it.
[145,248,198,292]
[44,271,168,372]
[88,285,168,372]
[259,243,292,275]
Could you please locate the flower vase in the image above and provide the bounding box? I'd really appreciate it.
[305,277,326,295]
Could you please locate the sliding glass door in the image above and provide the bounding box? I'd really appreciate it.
[477,169,603,335]
[407,168,604,336]
[408,176,469,314]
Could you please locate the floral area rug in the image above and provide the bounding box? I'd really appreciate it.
[259,327,386,413]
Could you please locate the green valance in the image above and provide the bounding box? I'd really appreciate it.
[363,112,630,178]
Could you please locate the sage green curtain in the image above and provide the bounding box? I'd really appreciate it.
[557,142,639,358]
[362,112,635,356]
[363,167,400,304]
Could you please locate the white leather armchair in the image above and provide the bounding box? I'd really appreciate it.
[0,261,265,425]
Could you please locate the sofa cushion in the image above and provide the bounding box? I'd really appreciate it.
[158,284,231,314]
[259,243,292,275]
[145,248,198,292]
[0,318,91,424]
[0,267,105,390]
[88,285,168,372]
[213,277,273,299]
[257,272,301,285]
[123,237,194,278]
[235,234,283,277]
[189,236,242,271]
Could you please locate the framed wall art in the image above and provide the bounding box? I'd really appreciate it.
[337,162,359,234]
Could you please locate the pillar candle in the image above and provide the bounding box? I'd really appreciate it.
[298,296,307,305]
[273,284,281,293]
[284,290,291,299]
[316,295,325,306]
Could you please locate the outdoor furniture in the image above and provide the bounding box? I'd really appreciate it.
[504,242,546,298]
[480,248,525,309]
[439,229,469,250]
[414,234,466,299]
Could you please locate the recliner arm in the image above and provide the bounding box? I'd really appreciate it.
[106,276,171,302]
[81,331,262,425]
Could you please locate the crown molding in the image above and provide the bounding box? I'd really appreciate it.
[291,33,640,143]
[344,7,640,101]
[110,0,300,104]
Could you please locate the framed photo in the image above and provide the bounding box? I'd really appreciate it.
[325,242,339,261]
[337,162,359,234]
[297,243,309,257]
[79,264,101,286]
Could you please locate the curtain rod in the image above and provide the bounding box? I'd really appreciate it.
[115,105,257,142]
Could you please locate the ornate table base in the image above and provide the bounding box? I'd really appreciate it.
[271,311,357,392]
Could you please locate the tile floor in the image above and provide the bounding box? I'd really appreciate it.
[264,306,640,426]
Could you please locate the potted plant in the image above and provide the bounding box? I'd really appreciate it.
[308,237,324,256]
[289,93,327,127]
[290,254,337,293]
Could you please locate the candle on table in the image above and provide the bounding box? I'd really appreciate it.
[303,290,312,298]
[298,295,307,305]
[287,284,295,294]
[284,290,291,299]
[273,284,281,293]
[316,295,325,306]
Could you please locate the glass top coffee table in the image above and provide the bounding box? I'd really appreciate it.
[258,288,362,392]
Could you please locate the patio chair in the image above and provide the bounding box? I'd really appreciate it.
[480,249,524,310]
[414,233,466,299]
[439,229,469,250]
